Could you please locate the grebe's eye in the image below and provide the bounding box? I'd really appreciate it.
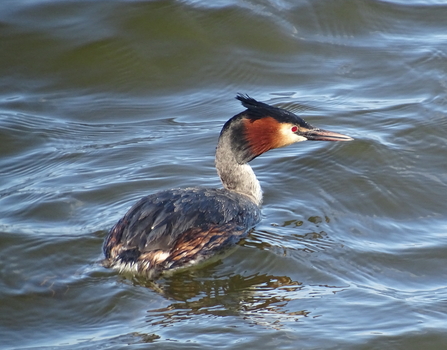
[291,126,298,133]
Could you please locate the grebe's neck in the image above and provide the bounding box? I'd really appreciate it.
[215,124,262,206]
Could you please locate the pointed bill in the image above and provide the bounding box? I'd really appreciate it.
[303,128,353,142]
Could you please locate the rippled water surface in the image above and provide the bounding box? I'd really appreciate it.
[2,0,447,349]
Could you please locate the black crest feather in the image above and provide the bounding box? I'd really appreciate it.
[235,94,312,127]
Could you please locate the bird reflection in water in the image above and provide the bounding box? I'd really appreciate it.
[143,271,308,330]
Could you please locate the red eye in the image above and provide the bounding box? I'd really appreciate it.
[291,126,298,132]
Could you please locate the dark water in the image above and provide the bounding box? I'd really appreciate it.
[1,0,447,349]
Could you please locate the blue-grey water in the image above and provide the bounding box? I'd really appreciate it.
[1,0,447,349]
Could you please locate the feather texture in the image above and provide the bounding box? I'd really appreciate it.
[103,187,260,278]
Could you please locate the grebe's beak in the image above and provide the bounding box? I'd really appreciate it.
[303,128,353,142]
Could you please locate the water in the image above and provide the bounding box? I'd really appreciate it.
[1,0,447,349]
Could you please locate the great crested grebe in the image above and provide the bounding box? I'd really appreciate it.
[103,95,353,279]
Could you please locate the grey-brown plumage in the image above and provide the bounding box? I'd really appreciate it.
[103,188,260,279]
[103,94,353,279]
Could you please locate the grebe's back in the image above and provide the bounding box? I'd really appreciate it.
[103,187,260,278]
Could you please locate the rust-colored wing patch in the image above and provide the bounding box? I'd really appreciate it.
[168,223,246,268]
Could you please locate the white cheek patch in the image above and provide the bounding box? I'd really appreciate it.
[293,134,308,142]
[278,123,308,146]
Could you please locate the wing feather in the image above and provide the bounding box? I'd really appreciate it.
[103,187,260,265]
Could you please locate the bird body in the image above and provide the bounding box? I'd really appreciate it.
[103,95,352,279]
[103,187,260,278]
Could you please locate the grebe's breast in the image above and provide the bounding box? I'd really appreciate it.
[103,187,261,277]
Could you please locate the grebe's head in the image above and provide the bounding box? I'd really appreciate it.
[220,94,353,164]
